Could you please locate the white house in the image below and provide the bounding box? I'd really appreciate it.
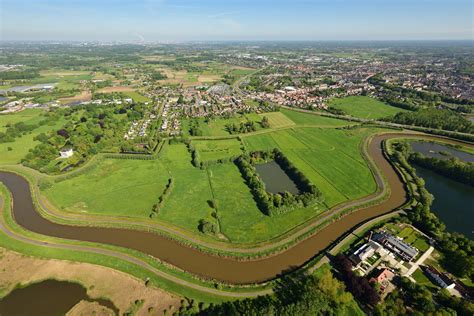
[59,148,74,158]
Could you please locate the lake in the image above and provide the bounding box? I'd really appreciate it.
[415,166,474,238]
[410,140,474,162]
[0,279,118,316]
[255,161,299,195]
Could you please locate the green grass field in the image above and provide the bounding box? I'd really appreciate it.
[0,109,45,133]
[279,108,352,126]
[120,91,151,103]
[396,226,430,252]
[45,158,170,217]
[327,96,406,119]
[243,127,377,207]
[43,122,380,243]
[0,110,66,164]
[181,113,262,137]
[259,112,295,128]
[193,139,243,162]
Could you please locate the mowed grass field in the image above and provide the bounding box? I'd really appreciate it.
[327,96,406,119]
[279,108,352,127]
[44,158,171,217]
[192,139,243,161]
[259,112,295,128]
[243,127,378,207]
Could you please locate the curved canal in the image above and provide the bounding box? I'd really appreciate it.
[0,133,466,284]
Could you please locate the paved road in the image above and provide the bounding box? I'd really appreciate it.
[405,246,434,277]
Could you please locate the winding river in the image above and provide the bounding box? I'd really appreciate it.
[0,133,469,284]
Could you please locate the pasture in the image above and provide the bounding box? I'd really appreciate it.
[44,158,171,217]
[279,108,352,127]
[259,111,295,128]
[42,120,381,242]
[328,96,406,119]
[192,139,243,162]
[0,110,66,164]
[243,127,378,207]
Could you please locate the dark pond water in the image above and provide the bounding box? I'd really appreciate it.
[255,161,300,194]
[0,279,118,316]
[410,141,474,162]
[416,166,474,238]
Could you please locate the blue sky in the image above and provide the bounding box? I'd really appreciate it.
[1,0,473,41]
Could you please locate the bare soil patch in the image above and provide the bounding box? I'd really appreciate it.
[67,301,114,316]
[0,248,181,315]
[59,91,92,104]
[97,86,136,93]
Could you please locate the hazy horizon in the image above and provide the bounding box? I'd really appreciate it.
[1,0,473,42]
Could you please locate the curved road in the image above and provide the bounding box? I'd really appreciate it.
[0,133,470,285]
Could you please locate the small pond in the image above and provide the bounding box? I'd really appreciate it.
[255,161,299,194]
[410,141,474,163]
[415,166,474,238]
[0,279,118,316]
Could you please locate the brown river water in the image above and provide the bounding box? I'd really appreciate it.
[0,133,451,284]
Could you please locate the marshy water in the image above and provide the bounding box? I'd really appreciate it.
[410,140,474,162]
[255,161,299,194]
[0,279,118,316]
[410,141,474,238]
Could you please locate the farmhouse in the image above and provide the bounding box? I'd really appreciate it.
[423,266,456,289]
[372,232,418,262]
[59,147,74,158]
[349,240,382,266]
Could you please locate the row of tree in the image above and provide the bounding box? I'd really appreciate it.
[384,108,473,133]
[225,121,257,134]
[235,149,322,216]
[409,152,474,186]
[150,178,173,218]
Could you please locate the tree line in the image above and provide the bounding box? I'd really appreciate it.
[235,149,322,216]
[384,108,473,134]
[390,141,474,280]
[183,268,359,315]
[409,152,474,186]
